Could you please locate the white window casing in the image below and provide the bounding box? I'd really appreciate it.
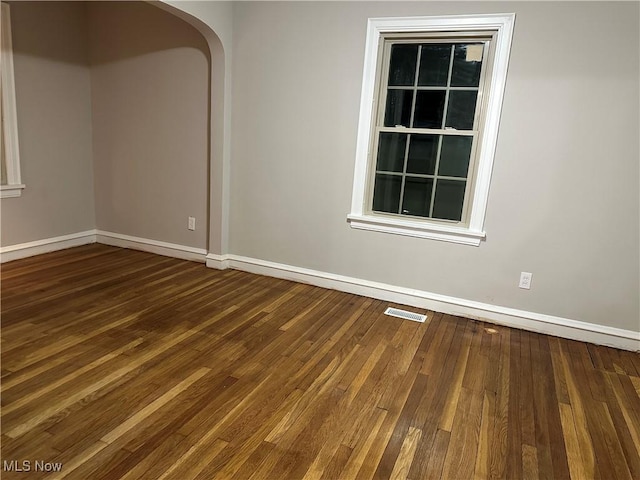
[348,14,515,246]
[1,2,24,198]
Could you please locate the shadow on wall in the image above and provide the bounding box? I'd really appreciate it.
[8,1,210,66]
[7,1,88,65]
[87,1,210,67]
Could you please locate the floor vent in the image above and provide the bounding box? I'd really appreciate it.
[384,307,427,323]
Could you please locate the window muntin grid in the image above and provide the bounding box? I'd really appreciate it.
[369,38,490,224]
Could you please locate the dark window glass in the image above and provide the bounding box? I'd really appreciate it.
[418,44,451,86]
[451,44,483,87]
[445,91,478,130]
[406,134,439,175]
[432,179,466,220]
[373,41,488,222]
[388,44,419,86]
[373,174,402,214]
[384,89,413,127]
[376,133,407,172]
[439,136,473,177]
[413,90,446,128]
[401,177,433,217]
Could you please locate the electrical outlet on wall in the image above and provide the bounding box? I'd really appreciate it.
[188,216,196,231]
[519,272,532,289]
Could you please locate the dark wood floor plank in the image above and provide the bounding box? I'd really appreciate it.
[534,336,571,479]
[485,327,511,480]
[1,244,638,479]
[518,331,536,449]
[601,371,640,479]
[506,329,524,478]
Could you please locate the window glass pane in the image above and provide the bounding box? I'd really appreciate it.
[373,174,402,214]
[406,134,438,175]
[438,136,472,177]
[388,44,418,86]
[376,133,407,172]
[413,90,446,128]
[451,44,483,87]
[432,179,466,221]
[401,177,433,217]
[417,44,451,86]
[384,89,413,127]
[445,90,477,130]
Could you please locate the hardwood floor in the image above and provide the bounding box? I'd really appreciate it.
[1,244,639,479]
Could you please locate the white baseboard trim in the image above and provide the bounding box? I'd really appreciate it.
[0,230,97,263]
[3,232,637,351]
[205,253,230,270]
[0,230,207,264]
[207,254,639,352]
[96,231,207,263]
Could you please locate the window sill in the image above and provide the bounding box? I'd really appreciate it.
[347,213,485,246]
[1,184,25,198]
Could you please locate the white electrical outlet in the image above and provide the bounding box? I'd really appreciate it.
[188,216,196,231]
[519,272,532,289]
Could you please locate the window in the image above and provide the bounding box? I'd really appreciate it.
[348,15,515,245]
[1,2,24,198]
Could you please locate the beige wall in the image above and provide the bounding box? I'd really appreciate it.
[2,1,637,334]
[1,1,211,251]
[0,1,95,246]
[229,2,639,331]
[89,1,210,249]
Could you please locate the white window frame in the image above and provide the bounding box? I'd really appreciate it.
[1,2,24,198]
[347,14,515,246]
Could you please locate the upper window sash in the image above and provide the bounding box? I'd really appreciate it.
[374,37,491,136]
[348,14,515,246]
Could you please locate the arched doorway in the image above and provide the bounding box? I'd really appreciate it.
[152,1,230,264]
